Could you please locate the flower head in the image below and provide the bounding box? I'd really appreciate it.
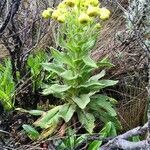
[57,2,66,9]
[65,0,76,7]
[57,15,66,23]
[88,0,99,7]
[78,13,91,24]
[42,8,53,19]
[99,8,111,20]
[94,23,101,29]
[87,5,100,17]
[52,10,61,20]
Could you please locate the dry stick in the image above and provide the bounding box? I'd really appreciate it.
[74,123,148,150]
[100,123,149,150]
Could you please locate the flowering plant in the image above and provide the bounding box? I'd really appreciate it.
[23,0,120,139]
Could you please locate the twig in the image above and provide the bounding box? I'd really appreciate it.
[0,129,11,135]
[100,123,149,150]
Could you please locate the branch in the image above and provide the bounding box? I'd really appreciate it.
[100,123,150,150]
[101,139,150,150]
[0,0,21,35]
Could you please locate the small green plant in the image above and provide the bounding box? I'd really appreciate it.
[22,0,120,139]
[55,128,86,150]
[88,121,117,150]
[27,51,49,91]
[0,59,15,111]
[55,121,117,150]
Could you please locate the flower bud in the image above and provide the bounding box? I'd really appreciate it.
[57,2,66,9]
[88,0,99,7]
[57,15,66,23]
[95,23,101,29]
[42,8,53,19]
[65,0,75,7]
[78,13,91,24]
[99,8,111,20]
[52,10,61,20]
[87,6,100,17]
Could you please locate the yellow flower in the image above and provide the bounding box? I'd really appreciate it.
[42,8,53,19]
[78,13,91,24]
[99,8,111,20]
[95,23,101,29]
[88,0,99,7]
[51,10,61,20]
[65,0,75,7]
[57,15,66,23]
[57,2,66,9]
[87,6,100,17]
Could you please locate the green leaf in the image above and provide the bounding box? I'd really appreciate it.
[90,95,117,116]
[89,70,106,81]
[82,39,96,52]
[22,124,40,140]
[29,110,45,116]
[42,84,71,95]
[77,110,95,133]
[34,106,61,128]
[51,48,74,68]
[98,80,118,88]
[100,122,117,137]
[42,63,65,74]
[59,104,76,122]
[38,124,58,140]
[88,140,102,150]
[79,80,104,88]
[16,108,44,116]
[94,109,121,130]
[76,135,86,146]
[132,136,140,142]
[5,83,14,96]
[97,57,114,68]
[0,90,10,100]
[60,70,78,80]
[83,55,98,68]
[72,94,91,109]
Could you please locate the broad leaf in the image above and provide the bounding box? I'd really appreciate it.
[79,80,104,88]
[89,70,106,81]
[81,39,96,53]
[59,104,76,122]
[100,122,117,137]
[38,124,58,140]
[77,110,95,133]
[93,109,121,130]
[22,124,40,140]
[98,80,118,88]
[34,106,61,128]
[90,95,117,116]
[60,70,78,80]
[16,108,44,116]
[83,55,98,68]
[51,48,74,68]
[42,63,65,74]
[42,84,71,95]
[97,57,114,68]
[72,94,91,109]
[88,140,102,150]
[0,90,10,100]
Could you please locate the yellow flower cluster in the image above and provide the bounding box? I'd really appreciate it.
[42,0,111,24]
